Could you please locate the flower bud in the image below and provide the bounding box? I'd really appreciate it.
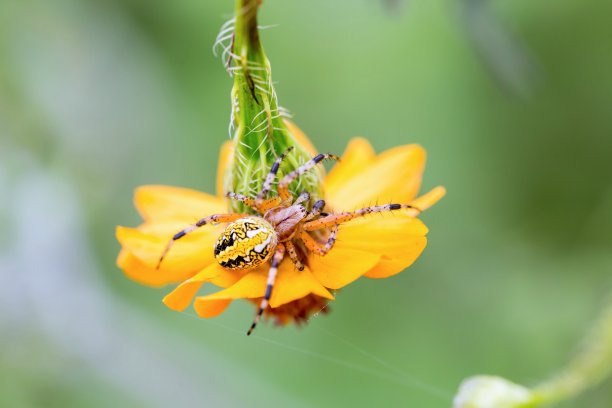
[221,0,323,213]
[453,376,534,408]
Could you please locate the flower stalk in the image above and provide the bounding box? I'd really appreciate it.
[454,294,612,408]
[224,0,323,213]
[528,294,612,406]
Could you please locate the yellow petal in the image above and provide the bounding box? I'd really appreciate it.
[216,141,234,198]
[325,144,426,211]
[117,249,191,287]
[269,262,334,307]
[196,270,267,300]
[191,257,257,319]
[411,186,446,212]
[364,238,427,278]
[284,119,318,156]
[192,272,264,318]
[331,212,429,279]
[162,263,238,311]
[210,268,246,288]
[193,259,334,310]
[116,222,223,273]
[335,213,429,252]
[324,138,376,196]
[194,298,232,318]
[134,185,226,222]
[308,247,380,289]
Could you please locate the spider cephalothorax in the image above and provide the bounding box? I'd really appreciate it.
[158,147,420,335]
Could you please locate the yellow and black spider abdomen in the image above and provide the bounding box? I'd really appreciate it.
[214,217,278,270]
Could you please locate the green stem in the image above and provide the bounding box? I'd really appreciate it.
[527,295,612,406]
[454,295,612,408]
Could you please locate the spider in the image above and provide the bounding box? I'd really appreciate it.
[157,147,420,335]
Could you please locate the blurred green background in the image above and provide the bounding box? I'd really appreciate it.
[1,0,611,407]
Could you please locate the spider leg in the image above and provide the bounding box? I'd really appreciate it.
[303,203,421,232]
[285,240,305,271]
[258,197,283,213]
[255,147,294,203]
[293,191,310,206]
[247,244,286,336]
[226,192,282,214]
[157,213,247,269]
[305,199,326,221]
[226,192,257,210]
[298,225,338,256]
[277,153,340,201]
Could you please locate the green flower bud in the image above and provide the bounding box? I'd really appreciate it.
[219,0,323,214]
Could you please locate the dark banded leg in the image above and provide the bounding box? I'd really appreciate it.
[299,225,338,256]
[303,203,421,232]
[285,240,304,271]
[293,191,310,206]
[247,244,286,336]
[157,213,247,269]
[305,199,326,221]
[255,147,294,203]
[277,153,340,201]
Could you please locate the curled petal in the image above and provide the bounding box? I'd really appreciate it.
[193,272,265,319]
[364,239,427,279]
[135,185,226,222]
[198,270,267,299]
[190,261,268,319]
[193,259,334,317]
[411,186,447,212]
[325,144,426,210]
[162,263,240,311]
[194,299,233,318]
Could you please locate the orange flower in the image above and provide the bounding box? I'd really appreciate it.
[116,122,445,328]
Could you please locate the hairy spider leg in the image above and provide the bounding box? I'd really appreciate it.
[293,191,310,206]
[226,192,282,213]
[255,147,294,203]
[157,213,248,269]
[247,244,286,335]
[299,225,339,256]
[284,240,305,271]
[277,153,340,201]
[225,192,257,210]
[303,203,421,232]
[258,197,283,213]
[305,199,326,221]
